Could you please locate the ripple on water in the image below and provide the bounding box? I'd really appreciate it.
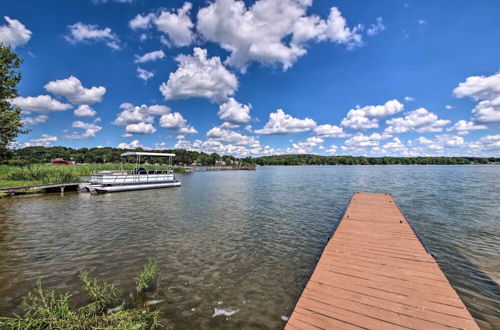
[0,165,498,329]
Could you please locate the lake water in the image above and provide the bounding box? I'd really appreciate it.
[0,165,499,329]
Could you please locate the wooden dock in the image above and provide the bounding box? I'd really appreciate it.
[0,182,80,195]
[286,192,479,330]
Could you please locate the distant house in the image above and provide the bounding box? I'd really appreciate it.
[51,158,76,165]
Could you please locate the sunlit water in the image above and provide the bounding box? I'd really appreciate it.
[0,166,499,329]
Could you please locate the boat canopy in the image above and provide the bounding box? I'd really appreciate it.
[121,152,176,157]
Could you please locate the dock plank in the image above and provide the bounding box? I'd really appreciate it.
[286,192,479,330]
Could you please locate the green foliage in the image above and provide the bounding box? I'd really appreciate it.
[79,270,119,311]
[135,259,158,293]
[0,263,165,329]
[0,43,27,160]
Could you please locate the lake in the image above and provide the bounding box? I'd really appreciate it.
[0,165,499,329]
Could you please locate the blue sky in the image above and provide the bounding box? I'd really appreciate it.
[1,0,499,157]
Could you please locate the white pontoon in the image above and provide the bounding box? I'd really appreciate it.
[88,152,181,193]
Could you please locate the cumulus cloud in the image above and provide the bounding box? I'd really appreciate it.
[160,48,238,103]
[0,16,32,48]
[74,105,97,117]
[255,109,316,134]
[384,108,450,134]
[218,98,251,124]
[63,120,102,139]
[22,115,48,126]
[174,137,272,158]
[412,134,465,152]
[117,139,147,149]
[137,67,154,81]
[341,99,404,130]
[159,112,197,134]
[113,102,170,126]
[10,95,72,114]
[10,134,58,148]
[288,136,324,153]
[343,132,390,150]
[125,122,156,134]
[65,22,120,49]
[372,137,409,155]
[206,126,258,146]
[326,145,338,154]
[404,96,414,102]
[453,73,500,123]
[197,0,362,71]
[367,17,385,36]
[134,50,165,63]
[447,120,487,135]
[313,124,349,138]
[44,76,106,105]
[129,2,194,47]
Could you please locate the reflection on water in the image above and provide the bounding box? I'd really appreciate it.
[0,166,499,329]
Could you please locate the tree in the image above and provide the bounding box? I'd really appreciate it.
[0,43,27,160]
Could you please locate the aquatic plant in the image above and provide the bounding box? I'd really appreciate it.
[135,259,158,293]
[0,263,165,329]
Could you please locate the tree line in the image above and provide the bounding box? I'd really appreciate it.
[5,146,499,166]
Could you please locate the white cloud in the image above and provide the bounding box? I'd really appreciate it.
[44,76,106,105]
[113,103,170,126]
[255,109,316,134]
[134,49,165,63]
[159,112,197,134]
[125,122,156,134]
[372,137,409,155]
[160,48,238,103]
[472,134,500,151]
[326,145,338,154]
[218,98,251,124]
[156,2,194,47]
[447,120,487,135]
[412,134,464,152]
[0,16,32,48]
[117,139,146,149]
[10,134,57,148]
[63,120,102,139]
[288,136,324,153]
[137,67,154,81]
[10,95,72,114]
[445,105,454,110]
[453,73,500,123]
[384,108,450,134]
[22,115,48,126]
[313,124,349,138]
[367,17,385,36]
[74,105,97,117]
[343,132,390,150]
[129,13,155,30]
[206,127,258,146]
[129,2,194,47]
[65,22,120,49]
[197,0,362,71]
[404,96,414,102]
[341,99,404,130]
[174,137,272,157]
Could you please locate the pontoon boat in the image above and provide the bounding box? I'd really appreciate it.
[88,152,181,193]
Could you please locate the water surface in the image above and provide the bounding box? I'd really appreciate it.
[0,166,499,328]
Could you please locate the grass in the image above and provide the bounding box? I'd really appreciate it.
[0,261,167,329]
[135,259,158,293]
[0,163,187,189]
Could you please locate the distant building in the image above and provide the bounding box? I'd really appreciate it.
[51,158,76,165]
